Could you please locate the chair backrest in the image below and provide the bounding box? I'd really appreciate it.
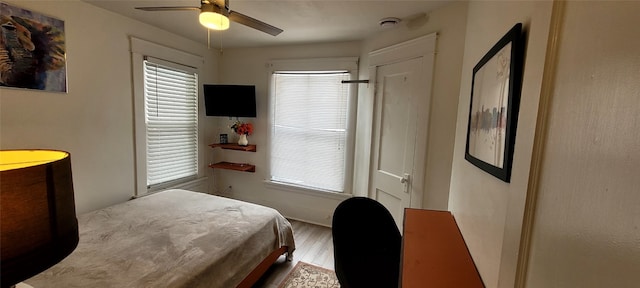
[332,197,402,288]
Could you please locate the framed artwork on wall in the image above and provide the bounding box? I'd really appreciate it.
[465,23,524,182]
[0,2,67,92]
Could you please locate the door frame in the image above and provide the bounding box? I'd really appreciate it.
[367,33,437,209]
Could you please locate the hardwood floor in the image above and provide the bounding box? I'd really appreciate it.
[253,219,335,288]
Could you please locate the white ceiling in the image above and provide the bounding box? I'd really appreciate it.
[83,0,453,48]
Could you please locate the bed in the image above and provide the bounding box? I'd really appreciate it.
[24,189,295,288]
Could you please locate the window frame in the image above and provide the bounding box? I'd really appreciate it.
[266,57,358,195]
[131,37,204,197]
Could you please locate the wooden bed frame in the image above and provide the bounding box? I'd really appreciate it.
[237,246,289,287]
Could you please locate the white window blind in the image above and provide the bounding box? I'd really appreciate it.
[144,59,198,188]
[270,72,350,192]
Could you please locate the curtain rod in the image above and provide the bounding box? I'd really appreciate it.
[341,80,369,84]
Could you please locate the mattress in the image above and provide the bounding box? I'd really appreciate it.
[25,189,295,288]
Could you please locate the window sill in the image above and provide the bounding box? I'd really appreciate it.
[263,180,352,201]
[145,175,204,195]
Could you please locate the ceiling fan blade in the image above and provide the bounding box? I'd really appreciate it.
[135,6,200,11]
[229,10,283,36]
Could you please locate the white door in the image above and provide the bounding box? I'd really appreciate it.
[370,57,422,228]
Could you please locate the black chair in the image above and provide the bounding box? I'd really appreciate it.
[332,197,402,288]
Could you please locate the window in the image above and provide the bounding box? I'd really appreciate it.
[131,37,204,197]
[268,58,357,194]
[143,58,198,189]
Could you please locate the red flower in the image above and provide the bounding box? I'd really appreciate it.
[231,121,253,135]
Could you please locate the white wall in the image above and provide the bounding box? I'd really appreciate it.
[212,41,361,226]
[0,0,217,213]
[525,1,640,287]
[448,1,552,287]
[3,1,637,286]
[214,1,469,225]
[356,1,468,210]
[0,0,467,226]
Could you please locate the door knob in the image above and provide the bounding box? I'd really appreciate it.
[400,173,410,184]
[401,173,410,194]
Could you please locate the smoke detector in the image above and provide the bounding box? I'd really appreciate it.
[379,17,401,28]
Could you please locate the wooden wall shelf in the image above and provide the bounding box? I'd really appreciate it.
[209,143,256,152]
[208,162,255,173]
[209,143,256,173]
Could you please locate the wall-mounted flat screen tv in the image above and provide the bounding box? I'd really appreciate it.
[203,84,257,117]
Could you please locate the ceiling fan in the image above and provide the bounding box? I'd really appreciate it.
[135,0,283,36]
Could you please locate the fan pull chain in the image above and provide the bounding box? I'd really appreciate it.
[219,29,224,55]
[206,29,224,55]
[220,33,223,55]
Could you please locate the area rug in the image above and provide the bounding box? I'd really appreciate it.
[278,261,340,288]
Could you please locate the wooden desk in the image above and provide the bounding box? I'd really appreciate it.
[401,209,484,287]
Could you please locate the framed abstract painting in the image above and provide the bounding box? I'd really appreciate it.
[465,23,524,182]
[1,2,67,92]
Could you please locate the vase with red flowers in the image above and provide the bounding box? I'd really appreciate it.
[230,121,254,146]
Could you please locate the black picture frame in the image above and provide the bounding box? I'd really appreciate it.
[219,134,228,144]
[465,23,524,182]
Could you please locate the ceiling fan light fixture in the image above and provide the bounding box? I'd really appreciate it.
[199,4,230,30]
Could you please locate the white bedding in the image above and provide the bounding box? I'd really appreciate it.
[25,189,295,288]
